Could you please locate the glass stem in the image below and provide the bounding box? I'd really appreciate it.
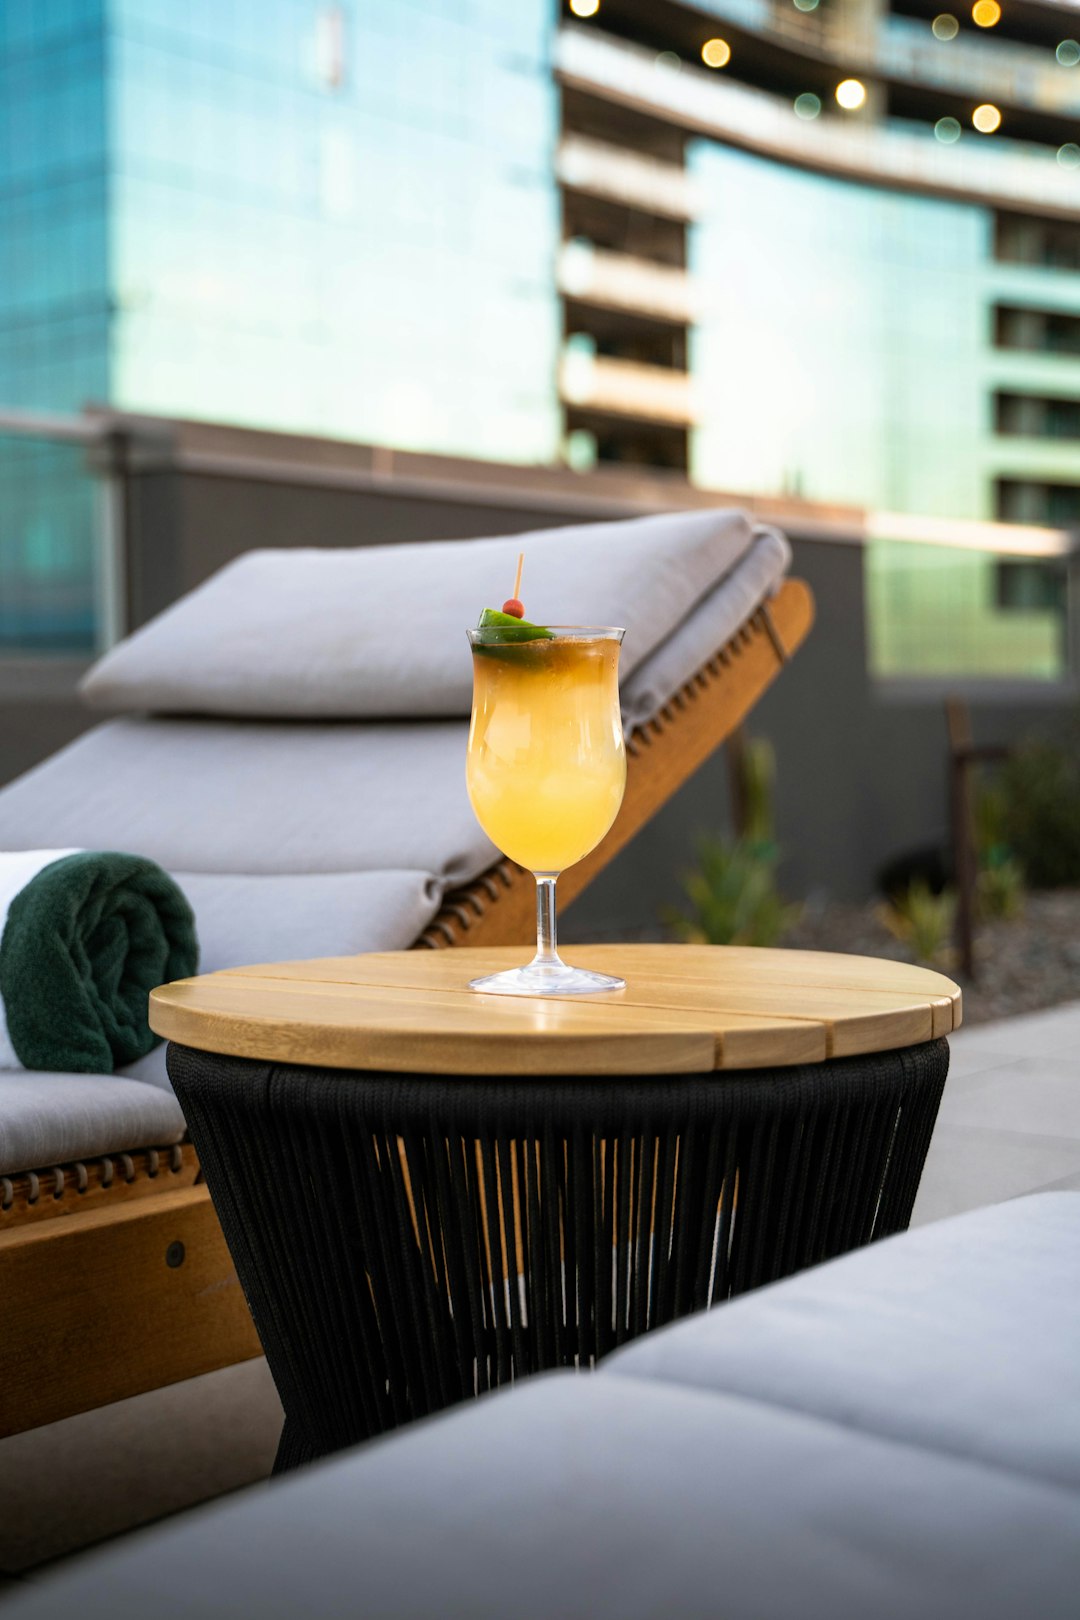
[533,874,562,969]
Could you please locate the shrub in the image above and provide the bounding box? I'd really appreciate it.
[973,777,1025,920]
[977,858,1025,922]
[1000,737,1080,889]
[668,834,800,948]
[878,880,957,968]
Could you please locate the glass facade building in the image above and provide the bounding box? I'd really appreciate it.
[0,0,1077,673]
[1,0,560,456]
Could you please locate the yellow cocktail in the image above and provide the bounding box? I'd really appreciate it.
[467,633,625,873]
[465,624,627,996]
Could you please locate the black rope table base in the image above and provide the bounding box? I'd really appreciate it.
[167,1039,949,1473]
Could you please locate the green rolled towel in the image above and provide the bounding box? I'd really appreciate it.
[0,850,198,1072]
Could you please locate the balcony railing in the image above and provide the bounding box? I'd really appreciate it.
[557,241,699,324]
[557,26,1080,222]
[559,351,700,424]
[556,135,702,220]
[691,1,1080,119]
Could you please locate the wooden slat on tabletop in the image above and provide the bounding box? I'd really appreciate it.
[153,944,960,1075]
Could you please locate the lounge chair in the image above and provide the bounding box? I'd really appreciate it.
[0,510,812,1437]
[3,1193,1076,1619]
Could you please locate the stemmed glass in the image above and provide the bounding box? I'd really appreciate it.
[465,625,626,995]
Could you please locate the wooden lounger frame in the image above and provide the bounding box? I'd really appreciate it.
[0,579,813,1439]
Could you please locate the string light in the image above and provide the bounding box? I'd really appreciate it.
[972,103,1002,132]
[836,78,867,110]
[701,38,731,69]
[1057,40,1080,67]
[568,0,600,17]
[794,92,822,119]
[932,14,959,39]
[934,116,962,143]
[971,1,1001,27]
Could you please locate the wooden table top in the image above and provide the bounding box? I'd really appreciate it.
[149,944,962,1077]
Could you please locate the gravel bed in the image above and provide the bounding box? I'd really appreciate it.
[785,888,1080,1026]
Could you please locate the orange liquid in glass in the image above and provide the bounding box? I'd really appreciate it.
[467,636,626,873]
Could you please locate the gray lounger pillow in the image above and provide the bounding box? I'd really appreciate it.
[79,510,786,720]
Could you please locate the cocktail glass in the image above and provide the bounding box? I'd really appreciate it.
[466,625,626,995]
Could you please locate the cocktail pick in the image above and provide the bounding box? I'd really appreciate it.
[503,552,525,618]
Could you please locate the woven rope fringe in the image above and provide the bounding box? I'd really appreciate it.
[168,1040,949,1470]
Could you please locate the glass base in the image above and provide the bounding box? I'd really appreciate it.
[469,961,625,998]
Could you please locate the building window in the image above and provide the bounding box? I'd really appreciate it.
[996,214,1080,273]
[995,305,1080,356]
[995,392,1080,440]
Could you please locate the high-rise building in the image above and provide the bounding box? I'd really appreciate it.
[1,0,1077,675]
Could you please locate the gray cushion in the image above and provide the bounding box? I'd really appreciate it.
[5,1199,1078,1617]
[621,524,790,725]
[0,1072,184,1176]
[605,1192,1080,1492]
[173,869,442,973]
[116,867,445,1098]
[0,719,492,884]
[5,1194,1080,1620]
[79,510,772,719]
[0,522,790,888]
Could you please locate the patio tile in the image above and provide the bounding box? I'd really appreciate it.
[936,1057,1080,1143]
[957,1003,1080,1060]
[911,1122,1080,1228]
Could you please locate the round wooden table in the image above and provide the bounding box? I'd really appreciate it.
[150,945,959,1470]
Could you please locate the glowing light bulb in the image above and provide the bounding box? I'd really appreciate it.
[835,78,867,110]
[972,103,1001,132]
[701,37,731,68]
[569,0,600,17]
[972,0,1000,27]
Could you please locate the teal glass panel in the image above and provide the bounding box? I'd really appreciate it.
[107,0,561,462]
[0,3,109,652]
[865,538,1068,680]
[688,141,992,518]
[0,433,98,653]
[0,4,110,409]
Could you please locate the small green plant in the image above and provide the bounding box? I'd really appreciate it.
[973,777,1025,921]
[977,857,1025,922]
[878,880,957,967]
[740,734,776,846]
[668,834,800,948]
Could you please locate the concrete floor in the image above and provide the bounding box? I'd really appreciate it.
[2,1000,1077,1589]
[912,999,1080,1225]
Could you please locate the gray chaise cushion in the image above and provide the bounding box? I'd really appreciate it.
[605,1191,1080,1492]
[0,1072,184,1177]
[79,510,785,720]
[3,1195,1077,1620]
[173,870,442,972]
[0,718,491,884]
